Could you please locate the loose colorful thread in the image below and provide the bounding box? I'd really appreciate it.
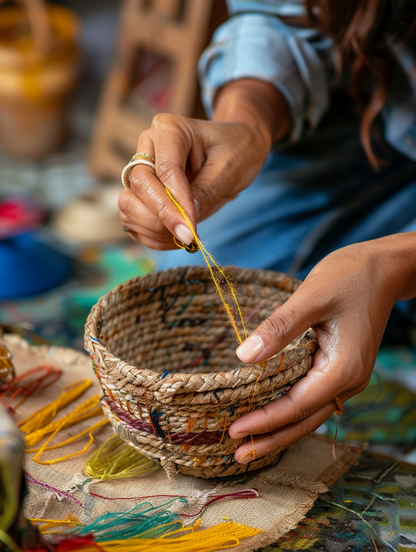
[85,434,160,480]
[27,416,109,465]
[18,379,92,434]
[165,187,247,344]
[86,489,259,518]
[24,472,82,507]
[58,500,187,541]
[24,394,103,447]
[0,364,61,416]
[28,512,261,551]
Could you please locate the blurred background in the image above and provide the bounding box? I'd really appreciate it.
[0,0,227,350]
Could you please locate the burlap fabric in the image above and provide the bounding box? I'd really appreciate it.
[4,334,364,550]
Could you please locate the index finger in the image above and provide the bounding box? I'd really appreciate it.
[128,123,197,245]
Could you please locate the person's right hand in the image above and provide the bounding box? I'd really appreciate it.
[118,114,271,250]
[118,78,291,250]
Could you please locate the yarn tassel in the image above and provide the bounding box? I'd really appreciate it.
[85,434,160,480]
[18,379,92,434]
[25,395,103,447]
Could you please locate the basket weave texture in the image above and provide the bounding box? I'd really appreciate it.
[85,266,319,479]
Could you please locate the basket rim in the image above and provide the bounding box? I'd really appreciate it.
[84,265,319,396]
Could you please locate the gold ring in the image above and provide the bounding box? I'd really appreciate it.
[132,152,155,163]
[121,159,156,187]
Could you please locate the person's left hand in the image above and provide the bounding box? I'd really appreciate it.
[228,238,409,463]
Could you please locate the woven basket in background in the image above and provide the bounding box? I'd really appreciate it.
[85,266,319,479]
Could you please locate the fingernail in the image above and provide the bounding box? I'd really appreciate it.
[193,199,200,216]
[236,335,264,363]
[122,226,131,233]
[175,224,194,245]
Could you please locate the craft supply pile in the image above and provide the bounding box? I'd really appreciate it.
[0,332,363,552]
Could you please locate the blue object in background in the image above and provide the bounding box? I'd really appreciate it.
[0,232,70,300]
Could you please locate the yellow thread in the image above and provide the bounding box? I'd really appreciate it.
[18,379,92,433]
[27,418,108,464]
[62,521,259,551]
[274,353,285,375]
[85,434,160,480]
[166,187,247,344]
[29,515,83,533]
[334,397,344,416]
[26,518,261,551]
[220,417,227,444]
[239,435,256,464]
[25,395,103,447]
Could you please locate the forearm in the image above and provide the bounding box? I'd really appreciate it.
[213,79,291,152]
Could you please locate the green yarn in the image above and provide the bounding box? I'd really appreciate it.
[76,500,186,541]
[85,435,160,480]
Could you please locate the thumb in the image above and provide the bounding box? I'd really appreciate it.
[235,281,326,364]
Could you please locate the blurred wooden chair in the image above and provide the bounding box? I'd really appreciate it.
[88,0,227,181]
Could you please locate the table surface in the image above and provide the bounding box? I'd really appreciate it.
[2,241,416,552]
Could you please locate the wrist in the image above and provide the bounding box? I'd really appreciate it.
[367,232,416,302]
[212,79,291,156]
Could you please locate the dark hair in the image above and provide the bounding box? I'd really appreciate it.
[307,0,416,168]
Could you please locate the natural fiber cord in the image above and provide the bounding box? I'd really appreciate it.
[85,266,318,478]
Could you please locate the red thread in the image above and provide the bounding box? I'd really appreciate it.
[0,365,61,415]
[87,488,259,518]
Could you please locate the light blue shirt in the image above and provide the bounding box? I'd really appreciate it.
[198,0,416,160]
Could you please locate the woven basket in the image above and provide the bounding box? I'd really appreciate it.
[85,266,319,479]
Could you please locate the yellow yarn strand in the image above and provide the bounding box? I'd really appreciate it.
[28,515,83,533]
[165,188,247,344]
[18,379,92,434]
[25,395,103,447]
[85,434,160,480]
[27,412,108,465]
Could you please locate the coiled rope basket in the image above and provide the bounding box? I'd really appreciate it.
[85,266,319,479]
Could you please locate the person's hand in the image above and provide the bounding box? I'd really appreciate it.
[229,237,415,462]
[118,115,269,250]
[118,79,291,250]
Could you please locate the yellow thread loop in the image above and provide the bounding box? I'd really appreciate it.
[28,418,109,465]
